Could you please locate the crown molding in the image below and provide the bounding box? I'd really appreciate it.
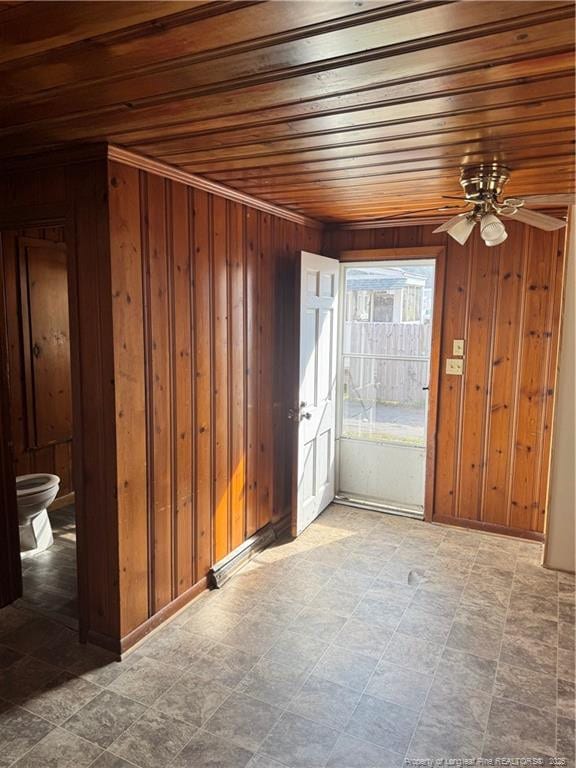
[331,216,448,230]
[107,145,324,230]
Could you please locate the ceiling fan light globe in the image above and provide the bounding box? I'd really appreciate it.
[484,229,508,247]
[447,216,476,245]
[480,213,506,242]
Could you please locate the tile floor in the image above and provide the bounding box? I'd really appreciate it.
[0,504,574,767]
[17,505,78,622]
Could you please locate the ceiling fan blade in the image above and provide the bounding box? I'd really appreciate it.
[512,193,575,206]
[432,213,468,233]
[501,207,567,231]
[441,195,469,201]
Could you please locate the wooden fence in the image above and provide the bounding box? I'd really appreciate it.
[343,321,431,406]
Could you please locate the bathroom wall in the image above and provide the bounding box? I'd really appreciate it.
[0,145,322,650]
[324,219,566,539]
[1,225,73,498]
[106,155,322,643]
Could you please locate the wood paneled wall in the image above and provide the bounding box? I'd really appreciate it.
[107,159,321,641]
[1,226,73,497]
[325,222,566,538]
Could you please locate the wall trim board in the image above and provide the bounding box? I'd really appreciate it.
[119,577,208,655]
[432,514,545,542]
[340,246,445,261]
[107,145,324,230]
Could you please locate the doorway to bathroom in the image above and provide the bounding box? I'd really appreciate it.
[1,226,78,626]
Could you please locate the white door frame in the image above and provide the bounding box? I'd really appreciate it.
[334,248,446,522]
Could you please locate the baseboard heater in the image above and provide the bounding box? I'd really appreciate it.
[208,523,277,589]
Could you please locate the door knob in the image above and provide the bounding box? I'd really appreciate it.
[301,412,312,421]
[32,343,41,358]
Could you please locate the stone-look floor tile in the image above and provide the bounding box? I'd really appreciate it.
[462,580,510,611]
[500,634,557,675]
[446,618,503,661]
[247,755,287,768]
[172,730,254,768]
[287,676,360,729]
[454,598,507,627]
[63,690,146,748]
[326,733,403,768]
[290,607,348,642]
[247,596,304,626]
[558,678,575,720]
[205,692,282,752]
[384,633,443,675]
[328,568,376,593]
[21,670,101,724]
[352,597,406,631]
[307,584,364,618]
[484,697,557,757]
[12,727,102,767]
[424,677,492,732]
[138,626,208,669]
[237,658,308,708]
[366,661,433,711]
[91,753,137,768]
[406,710,484,760]
[435,648,497,694]
[223,617,287,656]
[0,616,64,654]
[504,611,558,647]
[0,701,54,768]
[494,662,557,709]
[559,646,575,682]
[264,629,328,675]
[153,673,231,727]
[187,642,260,688]
[559,599,575,624]
[333,618,393,659]
[394,604,451,645]
[0,643,23,669]
[107,656,180,705]
[313,645,376,692]
[409,588,460,619]
[109,708,195,768]
[559,621,575,652]
[508,591,558,621]
[260,711,339,768]
[345,693,419,754]
[367,577,416,604]
[180,604,241,640]
[0,654,62,703]
[557,716,576,763]
[0,605,35,635]
[474,546,518,572]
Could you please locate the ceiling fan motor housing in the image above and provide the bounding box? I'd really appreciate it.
[460,163,510,201]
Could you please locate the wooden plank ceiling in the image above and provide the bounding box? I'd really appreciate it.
[1,0,574,223]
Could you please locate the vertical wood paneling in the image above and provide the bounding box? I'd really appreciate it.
[107,161,148,635]
[258,212,274,530]
[245,208,259,538]
[192,188,213,579]
[144,173,173,612]
[327,221,566,539]
[212,195,230,563]
[229,202,246,551]
[171,180,194,596]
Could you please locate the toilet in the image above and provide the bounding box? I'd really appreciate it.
[16,473,60,557]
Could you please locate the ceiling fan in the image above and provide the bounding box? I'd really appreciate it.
[432,164,573,246]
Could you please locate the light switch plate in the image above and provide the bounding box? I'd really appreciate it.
[446,358,464,375]
[453,339,465,356]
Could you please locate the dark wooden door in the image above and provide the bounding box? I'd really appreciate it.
[20,237,72,448]
[0,243,22,607]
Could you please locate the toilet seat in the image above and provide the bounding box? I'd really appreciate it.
[16,473,60,497]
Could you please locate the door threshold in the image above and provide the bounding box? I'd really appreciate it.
[334,495,424,521]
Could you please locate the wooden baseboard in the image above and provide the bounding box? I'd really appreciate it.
[119,578,208,655]
[209,523,277,588]
[431,514,545,542]
[51,492,75,511]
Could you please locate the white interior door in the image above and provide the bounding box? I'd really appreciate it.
[294,252,339,535]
